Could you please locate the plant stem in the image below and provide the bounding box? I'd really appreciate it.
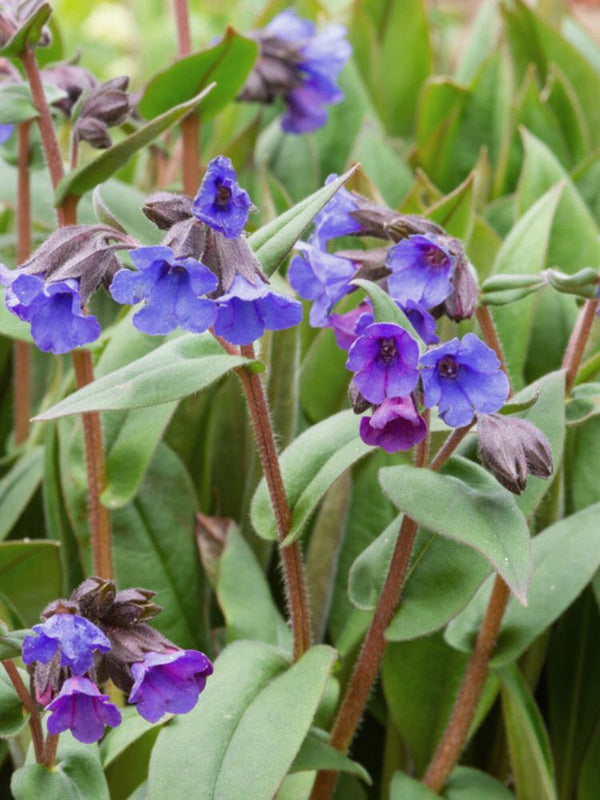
[2,660,44,764]
[561,298,599,395]
[238,344,311,661]
[476,306,508,378]
[14,121,32,445]
[172,0,201,195]
[43,733,59,768]
[422,575,510,791]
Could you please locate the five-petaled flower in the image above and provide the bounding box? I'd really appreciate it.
[289,242,355,327]
[45,677,122,744]
[387,234,455,309]
[192,156,252,239]
[359,396,427,453]
[22,613,111,676]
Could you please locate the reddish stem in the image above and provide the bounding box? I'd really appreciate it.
[476,306,508,379]
[43,733,60,768]
[2,660,45,764]
[172,0,200,194]
[561,298,599,395]
[14,121,32,444]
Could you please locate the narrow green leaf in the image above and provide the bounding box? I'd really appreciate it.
[55,86,215,202]
[289,728,371,784]
[352,279,423,349]
[444,766,516,799]
[390,772,439,800]
[248,168,358,277]
[138,28,258,120]
[0,447,44,541]
[36,333,253,419]
[0,541,61,627]
[0,628,27,661]
[251,410,372,543]
[0,3,52,56]
[379,457,532,603]
[148,641,337,800]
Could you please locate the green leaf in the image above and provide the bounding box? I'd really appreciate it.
[0,3,52,56]
[148,641,337,800]
[425,169,476,242]
[138,28,258,120]
[379,457,532,603]
[289,728,371,784]
[566,382,600,426]
[498,663,557,800]
[389,771,439,800]
[579,716,600,800]
[55,86,215,203]
[0,628,27,661]
[248,168,357,277]
[36,333,253,419]
[251,410,372,543]
[299,327,349,423]
[0,288,33,342]
[0,82,65,124]
[444,766,516,799]
[0,666,28,738]
[352,279,423,348]
[0,448,44,541]
[0,541,61,627]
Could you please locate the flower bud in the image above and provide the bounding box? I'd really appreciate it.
[477,413,553,494]
[41,62,98,116]
[546,267,599,299]
[73,76,131,149]
[142,191,194,230]
[348,380,371,414]
[440,242,479,322]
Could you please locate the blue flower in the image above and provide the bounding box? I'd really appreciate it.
[288,242,355,327]
[45,677,122,743]
[309,175,361,248]
[215,274,302,345]
[387,234,455,309]
[0,124,14,145]
[129,649,213,723]
[346,322,420,404]
[110,246,218,335]
[0,267,101,354]
[401,299,440,345]
[329,301,373,350]
[192,156,252,239]
[419,333,510,427]
[360,396,427,453]
[22,613,111,676]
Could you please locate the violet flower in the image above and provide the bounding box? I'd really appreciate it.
[387,234,455,309]
[45,677,122,743]
[0,268,101,354]
[0,123,13,144]
[359,396,427,453]
[329,301,373,350]
[129,649,213,722]
[288,242,355,327]
[309,175,362,248]
[401,299,440,345]
[419,333,510,427]
[214,274,302,345]
[109,246,218,335]
[192,156,252,239]
[346,322,420,404]
[22,613,111,676]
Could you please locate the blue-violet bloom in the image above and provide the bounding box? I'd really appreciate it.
[22,613,111,675]
[45,677,122,743]
[129,649,213,723]
[0,123,13,144]
[192,155,252,239]
[0,267,101,354]
[215,274,302,345]
[401,299,440,345]
[288,242,355,327]
[110,246,218,335]
[329,301,373,350]
[360,396,427,453]
[309,174,361,248]
[419,333,510,427]
[346,322,420,404]
[387,234,454,309]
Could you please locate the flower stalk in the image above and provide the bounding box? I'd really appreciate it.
[2,660,45,764]
[14,121,32,444]
[561,297,599,395]
[172,0,201,195]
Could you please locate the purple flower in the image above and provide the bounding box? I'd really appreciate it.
[215,274,302,345]
[22,613,111,676]
[0,123,14,144]
[419,333,510,427]
[110,246,218,335]
[288,242,355,327]
[309,175,361,248]
[359,396,427,453]
[329,301,373,350]
[45,677,122,743]
[387,235,455,309]
[192,156,252,239]
[129,649,213,723]
[0,267,101,354]
[347,322,420,404]
[401,299,440,345]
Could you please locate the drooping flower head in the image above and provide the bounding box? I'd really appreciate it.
[214,274,302,345]
[359,396,427,453]
[0,267,101,354]
[192,156,253,239]
[288,241,355,327]
[22,612,111,676]
[109,246,218,335]
[129,649,214,722]
[329,301,373,350]
[346,322,420,404]
[387,234,455,309]
[45,677,122,743]
[401,299,440,345]
[419,333,510,427]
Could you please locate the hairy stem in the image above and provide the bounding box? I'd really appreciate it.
[561,298,599,395]
[43,733,60,769]
[172,0,201,194]
[476,306,508,378]
[238,344,311,661]
[422,576,510,791]
[2,660,44,764]
[14,121,32,444]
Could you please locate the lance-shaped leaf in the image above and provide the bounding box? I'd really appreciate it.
[55,86,215,203]
[35,333,255,419]
[0,82,65,124]
[0,540,61,626]
[139,27,258,120]
[0,447,44,541]
[289,728,371,784]
[248,168,358,277]
[251,410,372,543]
[0,2,52,56]
[379,457,532,603]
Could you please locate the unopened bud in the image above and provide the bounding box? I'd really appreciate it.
[441,242,479,321]
[546,267,599,299]
[480,273,547,306]
[42,61,98,116]
[143,191,194,230]
[73,76,131,149]
[349,380,371,414]
[74,116,111,148]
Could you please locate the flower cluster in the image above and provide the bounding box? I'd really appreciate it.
[239,9,352,134]
[21,579,213,743]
